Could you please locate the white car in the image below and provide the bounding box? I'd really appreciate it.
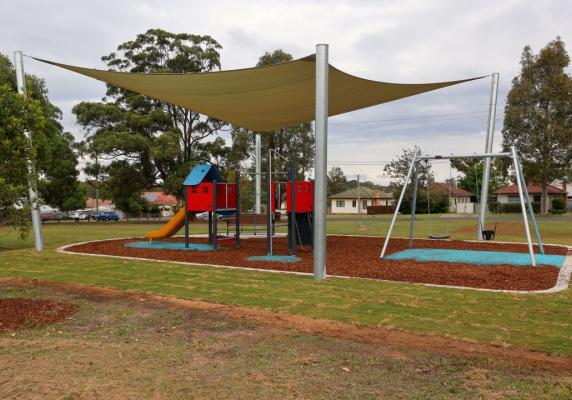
[71,210,92,221]
[195,211,224,220]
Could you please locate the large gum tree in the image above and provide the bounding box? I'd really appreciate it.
[73,29,228,199]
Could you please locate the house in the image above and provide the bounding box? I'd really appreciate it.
[495,183,567,211]
[142,191,179,217]
[430,182,474,213]
[86,198,115,211]
[330,187,394,214]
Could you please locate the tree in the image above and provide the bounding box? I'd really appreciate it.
[327,166,347,197]
[102,161,147,215]
[453,159,505,198]
[73,29,227,197]
[228,50,315,180]
[0,53,83,237]
[384,146,432,190]
[502,37,572,213]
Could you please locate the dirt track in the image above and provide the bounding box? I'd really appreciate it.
[65,236,566,291]
[3,278,571,372]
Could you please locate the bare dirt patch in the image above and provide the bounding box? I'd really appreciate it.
[65,236,566,291]
[0,298,78,333]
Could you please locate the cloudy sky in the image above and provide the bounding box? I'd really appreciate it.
[2,0,571,184]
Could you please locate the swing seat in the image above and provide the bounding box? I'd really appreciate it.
[481,230,495,240]
[428,234,450,240]
[481,223,497,241]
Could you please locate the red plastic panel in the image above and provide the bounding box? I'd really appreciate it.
[286,181,314,213]
[187,183,237,211]
[215,182,237,210]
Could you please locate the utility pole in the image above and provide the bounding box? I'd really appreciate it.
[356,174,360,214]
[478,73,499,239]
[14,51,44,251]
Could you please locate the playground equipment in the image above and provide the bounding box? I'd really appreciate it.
[247,150,313,262]
[380,146,544,266]
[144,163,239,250]
[144,208,186,239]
[144,158,312,257]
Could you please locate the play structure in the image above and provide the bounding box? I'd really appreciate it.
[140,160,314,258]
[380,146,545,266]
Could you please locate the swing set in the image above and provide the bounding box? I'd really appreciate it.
[380,145,545,266]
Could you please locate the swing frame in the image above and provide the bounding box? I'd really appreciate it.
[380,146,544,266]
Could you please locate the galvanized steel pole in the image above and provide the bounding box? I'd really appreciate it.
[380,150,418,259]
[516,158,544,254]
[408,162,420,248]
[478,73,499,240]
[313,44,329,281]
[14,51,44,251]
[255,133,262,214]
[512,146,536,266]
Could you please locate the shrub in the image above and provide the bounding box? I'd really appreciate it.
[552,197,565,211]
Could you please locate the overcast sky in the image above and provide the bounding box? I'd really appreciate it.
[2,0,571,184]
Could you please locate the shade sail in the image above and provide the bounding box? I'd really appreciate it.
[34,55,484,132]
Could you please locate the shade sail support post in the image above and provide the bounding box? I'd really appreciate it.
[14,51,43,252]
[313,44,329,281]
[478,72,499,240]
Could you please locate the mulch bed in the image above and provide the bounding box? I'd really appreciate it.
[65,236,567,291]
[0,299,78,333]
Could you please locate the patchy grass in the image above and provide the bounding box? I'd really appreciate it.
[1,284,570,400]
[0,221,571,356]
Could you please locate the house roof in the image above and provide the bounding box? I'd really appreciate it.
[86,198,114,208]
[330,187,384,199]
[183,163,223,186]
[142,192,178,206]
[496,183,566,195]
[430,182,473,197]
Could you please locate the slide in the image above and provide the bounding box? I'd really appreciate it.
[144,208,186,239]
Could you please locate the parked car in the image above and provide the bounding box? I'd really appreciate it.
[96,211,120,221]
[195,211,225,220]
[71,209,94,222]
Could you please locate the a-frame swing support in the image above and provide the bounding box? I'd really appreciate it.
[380,146,543,266]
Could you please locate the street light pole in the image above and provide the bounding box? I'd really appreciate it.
[14,51,44,251]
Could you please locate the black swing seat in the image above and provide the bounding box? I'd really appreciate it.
[481,230,495,240]
[481,222,498,241]
[428,234,450,240]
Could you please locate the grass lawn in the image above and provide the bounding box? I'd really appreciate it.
[3,284,570,399]
[0,217,571,356]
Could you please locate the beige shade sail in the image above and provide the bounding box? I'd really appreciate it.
[34,55,484,132]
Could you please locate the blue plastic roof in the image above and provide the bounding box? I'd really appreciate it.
[183,163,223,186]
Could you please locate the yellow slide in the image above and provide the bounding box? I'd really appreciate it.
[144,208,186,239]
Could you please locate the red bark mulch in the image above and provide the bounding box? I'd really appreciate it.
[65,236,567,291]
[0,299,78,333]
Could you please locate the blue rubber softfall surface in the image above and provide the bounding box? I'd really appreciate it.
[125,242,214,251]
[246,255,301,263]
[386,248,565,268]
